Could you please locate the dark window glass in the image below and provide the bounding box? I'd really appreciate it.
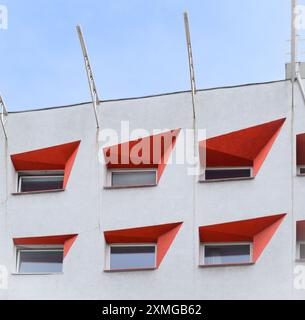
[300,168,305,174]
[205,169,251,180]
[18,250,64,273]
[204,244,251,265]
[110,245,156,270]
[111,171,156,187]
[19,175,64,192]
[300,244,305,260]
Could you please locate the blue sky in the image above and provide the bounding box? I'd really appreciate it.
[0,0,294,111]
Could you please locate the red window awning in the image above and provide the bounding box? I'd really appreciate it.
[296,133,305,165]
[13,234,78,258]
[104,222,183,268]
[103,129,180,182]
[297,220,305,241]
[199,213,286,262]
[11,140,81,189]
[199,118,285,176]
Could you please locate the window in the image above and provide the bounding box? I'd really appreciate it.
[17,171,64,193]
[108,244,156,270]
[300,243,305,260]
[201,243,252,266]
[298,242,305,260]
[201,167,252,182]
[16,246,64,273]
[297,166,305,176]
[109,169,157,188]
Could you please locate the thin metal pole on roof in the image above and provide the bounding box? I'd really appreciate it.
[76,25,100,129]
[291,0,297,270]
[184,12,200,271]
[291,0,297,84]
[297,72,305,101]
[291,0,305,102]
[0,95,8,140]
[184,12,197,119]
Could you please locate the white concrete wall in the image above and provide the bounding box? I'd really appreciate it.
[0,80,303,299]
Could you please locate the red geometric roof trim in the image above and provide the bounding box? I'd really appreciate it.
[13,234,78,258]
[200,118,285,176]
[103,129,180,182]
[199,214,286,263]
[297,220,305,241]
[10,140,81,189]
[296,134,305,165]
[104,222,183,268]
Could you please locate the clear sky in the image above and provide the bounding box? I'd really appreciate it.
[0,0,294,111]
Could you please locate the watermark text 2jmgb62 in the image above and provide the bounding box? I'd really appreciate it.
[0,4,8,30]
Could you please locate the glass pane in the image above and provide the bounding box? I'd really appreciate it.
[300,244,305,259]
[204,244,251,265]
[18,250,64,273]
[20,175,64,192]
[111,171,156,187]
[110,246,156,270]
[205,169,251,180]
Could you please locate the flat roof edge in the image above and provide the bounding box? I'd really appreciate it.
[8,79,287,114]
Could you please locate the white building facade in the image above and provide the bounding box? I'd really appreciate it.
[0,75,304,299]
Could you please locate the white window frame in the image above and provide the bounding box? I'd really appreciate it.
[297,241,305,261]
[105,168,158,188]
[105,243,157,271]
[297,165,305,176]
[200,242,253,266]
[15,245,64,274]
[199,166,253,182]
[17,170,65,193]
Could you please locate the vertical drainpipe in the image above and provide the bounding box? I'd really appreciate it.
[291,0,297,294]
[76,25,103,240]
[96,120,102,231]
[184,12,198,284]
[0,98,9,270]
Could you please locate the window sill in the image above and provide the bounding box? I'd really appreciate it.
[104,184,157,190]
[199,262,254,268]
[11,272,64,275]
[295,259,305,263]
[104,267,157,272]
[12,189,65,196]
[199,177,254,183]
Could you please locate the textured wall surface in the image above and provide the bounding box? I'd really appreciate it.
[0,79,303,299]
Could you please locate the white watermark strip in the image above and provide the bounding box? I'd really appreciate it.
[0,265,8,289]
[0,4,8,30]
[98,122,206,176]
[294,265,305,290]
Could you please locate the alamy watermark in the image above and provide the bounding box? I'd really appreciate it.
[98,122,207,176]
[0,265,8,289]
[0,4,8,30]
[294,265,305,290]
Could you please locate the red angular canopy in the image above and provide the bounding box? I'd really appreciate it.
[199,213,286,262]
[11,140,81,189]
[103,129,180,182]
[297,220,305,241]
[296,133,305,165]
[104,222,183,268]
[200,118,285,176]
[13,234,78,258]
